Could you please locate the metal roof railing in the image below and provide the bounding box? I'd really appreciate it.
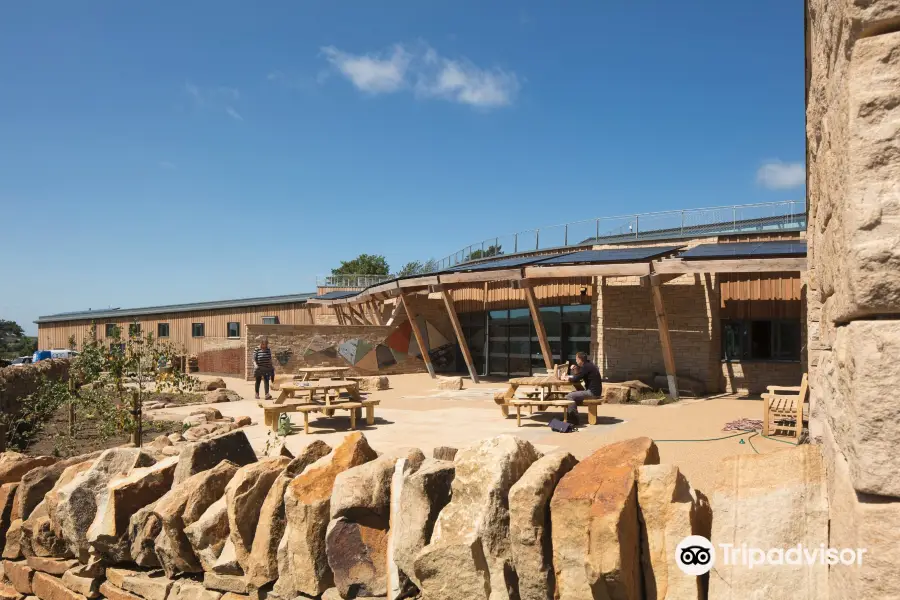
[432,200,806,271]
[316,274,394,289]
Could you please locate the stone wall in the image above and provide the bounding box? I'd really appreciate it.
[196,338,245,376]
[595,275,722,394]
[720,361,803,395]
[0,432,834,600]
[0,359,70,414]
[807,0,900,597]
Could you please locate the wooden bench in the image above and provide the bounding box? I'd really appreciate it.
[508,399,575,427]
[261,399,380,434]
[583,398,605,425]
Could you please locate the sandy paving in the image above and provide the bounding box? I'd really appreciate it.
[154,373,796,495]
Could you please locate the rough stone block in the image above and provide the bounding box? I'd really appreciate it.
[117,572,173,600]
[0,584,21,600]
[172,431,256,486]
[31,573,86,600]
[201,574,256,596]
[97,583,140,600]
[709,445,828,599]
[436,376,463,391]
[23,559,77,577]
[59,571,99,599]
[167,580,221,600]
[4,561,34,595]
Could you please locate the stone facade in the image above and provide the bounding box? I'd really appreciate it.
[807,1,900,597]
[196,339,245,377]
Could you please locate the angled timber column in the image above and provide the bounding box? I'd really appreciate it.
[399,292,435,378]
[369,300,386,325]
[333,306,345,325]
[436,285,480,383]
[649,273,679,400]
[348,304,368,325]
[385,299,404,326]
[522,282,554,372]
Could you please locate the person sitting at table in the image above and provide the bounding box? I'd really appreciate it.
[565,352,602,424]
[253,337,275,400]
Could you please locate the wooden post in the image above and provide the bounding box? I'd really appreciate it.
[333,306,344,325]
[385,300,403,326]
[523,284,554,372]
[438,286,480,383]
[400,292,435,378]
[369,300,385,325]
[308,307,316,325]
[131,390,142,447]
[649,274,679,400]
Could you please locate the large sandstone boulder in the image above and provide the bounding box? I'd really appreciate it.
[21,501,67,558]
[550,437,660,600]
[87,456,178,562]
[709,445,828,600]
[0,484,18,551]
[110,568,175,600]
[2,520,23,559]
[184,498,229,572]
[225,457,291,573]
[204,390,241,404]
[509,452,578,600]
[389,458,455,599]
[0,454,56,486]
[61,567,101,598]
[127,504,162,567]
[273,432,378,599]
[45,461,95,532]
[206,378,227,391]
[53,449,155,562]
[245,440,332,586]
[168,579,222,600]
[436,376,463,391]
[15,453,101,523]
[354,376,389,392]
[636,464,711,600]
[211,538,241,575]
[172,431,256,486]
[432,447,457,461]
[4,560,34,594]
[25,557,78,576]
[154,460,239,577]
[413,435,541,600]
[32,572,87,600]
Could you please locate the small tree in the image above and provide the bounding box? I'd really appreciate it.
[469,244,503,261]
[332,254,390,276]
[397,258,441,277]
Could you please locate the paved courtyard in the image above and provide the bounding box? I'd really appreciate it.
[155,373,796,494]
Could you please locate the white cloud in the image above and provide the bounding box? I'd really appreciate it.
[320,43,520,109]
[321,45,410,94]
[756,161,805,189]
[185,82,244,121]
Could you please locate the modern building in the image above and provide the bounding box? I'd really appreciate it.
[36,201,807,394]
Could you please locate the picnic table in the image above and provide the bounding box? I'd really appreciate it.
[263,379,379,434]
[295,366,351,381]
[495,375,604,425]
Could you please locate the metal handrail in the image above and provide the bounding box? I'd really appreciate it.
[432,199,806,271]
[316,274,393,288]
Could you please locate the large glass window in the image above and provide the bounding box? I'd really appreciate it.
[722,320,800,361]
[488,310,509,377]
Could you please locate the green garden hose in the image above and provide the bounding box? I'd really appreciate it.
[653,429,799,455]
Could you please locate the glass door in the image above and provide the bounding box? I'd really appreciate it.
[508,308,532,376]
[488,310,510,376]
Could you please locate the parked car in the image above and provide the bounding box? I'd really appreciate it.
[9,356,33,366]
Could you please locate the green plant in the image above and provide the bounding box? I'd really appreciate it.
[332,253,390,276]
[1,377,72,451]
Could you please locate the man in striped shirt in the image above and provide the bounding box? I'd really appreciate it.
[253,337,275,400]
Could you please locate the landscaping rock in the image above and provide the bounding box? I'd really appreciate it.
[103,568,140,590]
[354,376,389,391]
[202,573,256,596]
[274,432,378,599]
[413,435,541,600]
[386,451,430,599]
[154,460,239,577]
[320,589,341,600]
[87,456,178,563]
[233,417,251,428]
[24,559,77,577]
[21,502,67,558]
[653,374,705,397]
[436,376,463,391]
[191,408,223,421]
[0,584,21,600]
[206,379,227,391]
[326,518,390,598]
[550,437,660,600]
[211,539,241,575]
[3,521,23,560]
[4,561,34,594]
[226,457,291,573]
[0,484,19,552]
[263,441,292,460]
[390,459,455,598]
[167,434,183,444]
[183,423,235,442]
[184,498,229,572]
[636,464,711,600]
[127,504,161,567]
[98,583,140,600]
[204,390,241,404]
[172,431,256,486]
[330,454,399,522]
[602,386,632,404]
[160,448,179,458]
[167,580,221,600]
[0,455,56,487]
[509,452,578,600]
[113,569,174,600]
[15,454,101,523]
[32,572,86,600]
[431,447,457,461]
[54,449,156,562]
[44,461,94,533]
[709,445,828,599]
[182,416,207,428]
[245,440,332,586]
[60,569,100,599]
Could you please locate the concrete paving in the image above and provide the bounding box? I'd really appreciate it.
[153,373,796,494]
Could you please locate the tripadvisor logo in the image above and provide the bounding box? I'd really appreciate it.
[676,536,868,574]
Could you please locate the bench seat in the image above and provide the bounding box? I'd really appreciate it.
[261,398,380,433]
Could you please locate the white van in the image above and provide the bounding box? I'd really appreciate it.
[49,349,80,360]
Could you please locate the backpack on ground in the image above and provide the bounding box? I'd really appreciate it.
[549,418,577,433]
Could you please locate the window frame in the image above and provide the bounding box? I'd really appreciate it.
[128,323,142,337]
[262,316,280,325]
[104,324,117,338]
[191,323,205,338]
[157,323,170,338]
[227,322,241,338]
[721,319,801,363]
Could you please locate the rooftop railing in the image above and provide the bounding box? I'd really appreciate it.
[433,200,806,270]
[316,274,394,288]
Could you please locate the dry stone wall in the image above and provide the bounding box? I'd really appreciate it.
[807,1,900,597]
[0,432,835,600]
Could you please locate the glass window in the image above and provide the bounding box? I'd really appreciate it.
[128,323,141,337]
[722,320,799,361]
[774,321,801,360]
[562,305,592,363]
[157,323,170,338]
[191,323,205,337]
[104,324,117,338]
[227,322,240,338]
[488,310,510,377]
[262,316,279,325]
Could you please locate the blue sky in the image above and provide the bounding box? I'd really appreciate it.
[1,1,805,336]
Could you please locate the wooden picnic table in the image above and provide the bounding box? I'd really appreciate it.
[495,376,584,418]
[295,366,351,381]
[275,379,361,406]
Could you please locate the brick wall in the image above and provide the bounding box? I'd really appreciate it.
[720,361,803,395]
[196,337,245,376]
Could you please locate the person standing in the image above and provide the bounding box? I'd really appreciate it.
[565,351,602,425]
[253,337,275,400]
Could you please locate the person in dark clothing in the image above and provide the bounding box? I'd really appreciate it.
[253,337,275,400]
[565,351,602,424]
